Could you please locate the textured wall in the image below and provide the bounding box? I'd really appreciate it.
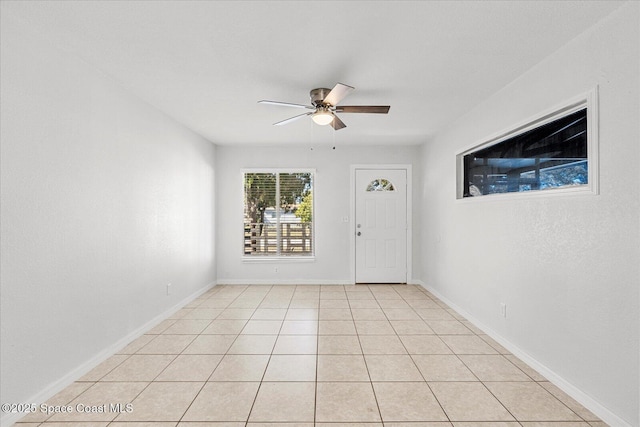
[215,144,421,285]
[0,12,216,410]
[419,3,639,425]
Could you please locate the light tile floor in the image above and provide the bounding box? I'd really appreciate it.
[14,284,608,426]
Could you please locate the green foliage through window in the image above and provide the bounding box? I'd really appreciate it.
[244,171,313,256]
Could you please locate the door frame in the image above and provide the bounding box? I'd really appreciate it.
[350,164,413,285]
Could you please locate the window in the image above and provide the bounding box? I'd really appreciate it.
[366,178,395,192]
[243,170,314,257]
[457,90,598,199]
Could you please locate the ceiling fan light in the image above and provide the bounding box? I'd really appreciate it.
[312,110,334,126]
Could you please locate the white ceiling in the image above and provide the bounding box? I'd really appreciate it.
[2,0,624,146]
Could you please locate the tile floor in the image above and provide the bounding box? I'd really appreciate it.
[14,284,608,426]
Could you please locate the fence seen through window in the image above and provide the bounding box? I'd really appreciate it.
[243,171,313,257]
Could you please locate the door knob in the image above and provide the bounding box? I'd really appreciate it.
[357,231,361,236]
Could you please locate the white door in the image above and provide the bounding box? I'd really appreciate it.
[355,169,407,283]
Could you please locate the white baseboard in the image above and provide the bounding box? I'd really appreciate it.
[5,280,629,427]
[216,278,352,286]
[417,281,632,427]
[0,281,217,427]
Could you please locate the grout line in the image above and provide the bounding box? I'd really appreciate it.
[164,284,251,426]
[243,284,290,424]
[30,284,603,426]
[314,286,320,425]
[396,289,452,424]
[349,286,385,424]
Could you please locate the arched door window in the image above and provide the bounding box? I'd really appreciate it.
[366,178,395,192]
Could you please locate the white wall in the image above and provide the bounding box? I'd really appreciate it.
[0,12,216,414]
[215,144,421,285]
[419,3,639,426]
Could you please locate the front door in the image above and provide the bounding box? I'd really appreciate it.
[355,168,407,283]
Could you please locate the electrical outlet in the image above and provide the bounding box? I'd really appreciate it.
[500,303,507,318]
[167,283,172,296]
[274,267,278,273]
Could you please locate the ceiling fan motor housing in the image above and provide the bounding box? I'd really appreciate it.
[310,88,333,106]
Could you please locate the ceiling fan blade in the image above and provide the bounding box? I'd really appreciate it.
[336,105,390,114]
[258,100,314,109]
[323,83,355,106]
[273,112,314,126]
[330,114,347,130]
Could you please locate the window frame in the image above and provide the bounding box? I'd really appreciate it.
[241,168,316,262]
[456,88,599,201]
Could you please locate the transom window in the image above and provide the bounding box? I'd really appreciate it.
[243,170,314,257]
[457,90,598,199]
[366,178,395,192]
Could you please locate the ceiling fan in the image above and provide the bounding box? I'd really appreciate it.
[258,83,390,130]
